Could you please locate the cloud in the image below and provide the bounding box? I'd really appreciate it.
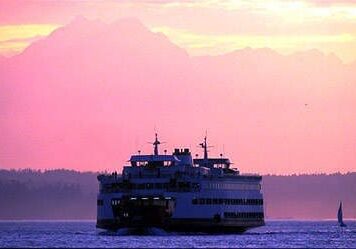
[0,36,45,56]
[307,0,356,5]
[0,24,59,55]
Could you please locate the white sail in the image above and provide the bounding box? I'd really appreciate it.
[338,201,346,227]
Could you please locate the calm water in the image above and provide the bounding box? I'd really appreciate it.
[0,220,355,248]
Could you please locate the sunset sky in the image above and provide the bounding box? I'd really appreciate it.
[0,0,356,174]
[1,0,356,62]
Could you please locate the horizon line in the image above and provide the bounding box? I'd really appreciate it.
[1,167,355,176]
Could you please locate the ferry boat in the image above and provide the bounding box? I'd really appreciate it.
[96,134,265,233]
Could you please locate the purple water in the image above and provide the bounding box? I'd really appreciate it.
[0,220,355,248]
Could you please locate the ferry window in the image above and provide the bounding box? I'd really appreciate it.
[218,199,223,204]
[192,183,200,189]
[192,198,198,205]
[206,198,212,205]
[111,200,120,206]
[155,183,163,189]
[224,212,232,218]
[163,200,168,209]
[198,198,205,205]
[213,199,218,204]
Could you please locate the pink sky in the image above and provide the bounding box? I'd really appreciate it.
[0,1,355,174]
[1,0,356,62]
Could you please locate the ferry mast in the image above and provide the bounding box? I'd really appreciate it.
[199,136,209,166]
[152,133,160,156]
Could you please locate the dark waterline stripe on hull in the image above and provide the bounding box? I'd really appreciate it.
[96,218,264,234]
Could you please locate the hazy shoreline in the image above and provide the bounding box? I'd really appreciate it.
[1,169,355,220]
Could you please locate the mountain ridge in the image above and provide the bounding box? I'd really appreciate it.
[2,17,352,65]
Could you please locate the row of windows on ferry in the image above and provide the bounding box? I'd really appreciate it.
[102,182,199,191]
[192,198,263,205]
[223,212,264,219]
[204,183,261,191]
[102,182,260,191]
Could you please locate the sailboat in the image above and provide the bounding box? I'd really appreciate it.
[337,201,347,227]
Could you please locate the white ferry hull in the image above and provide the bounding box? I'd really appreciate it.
[96,186,264,233]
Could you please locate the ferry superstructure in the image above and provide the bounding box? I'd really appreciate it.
[96,134,264,233]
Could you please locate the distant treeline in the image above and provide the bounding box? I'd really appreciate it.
[0,169,355,220]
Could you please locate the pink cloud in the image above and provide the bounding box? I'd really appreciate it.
[308,0,356,5]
